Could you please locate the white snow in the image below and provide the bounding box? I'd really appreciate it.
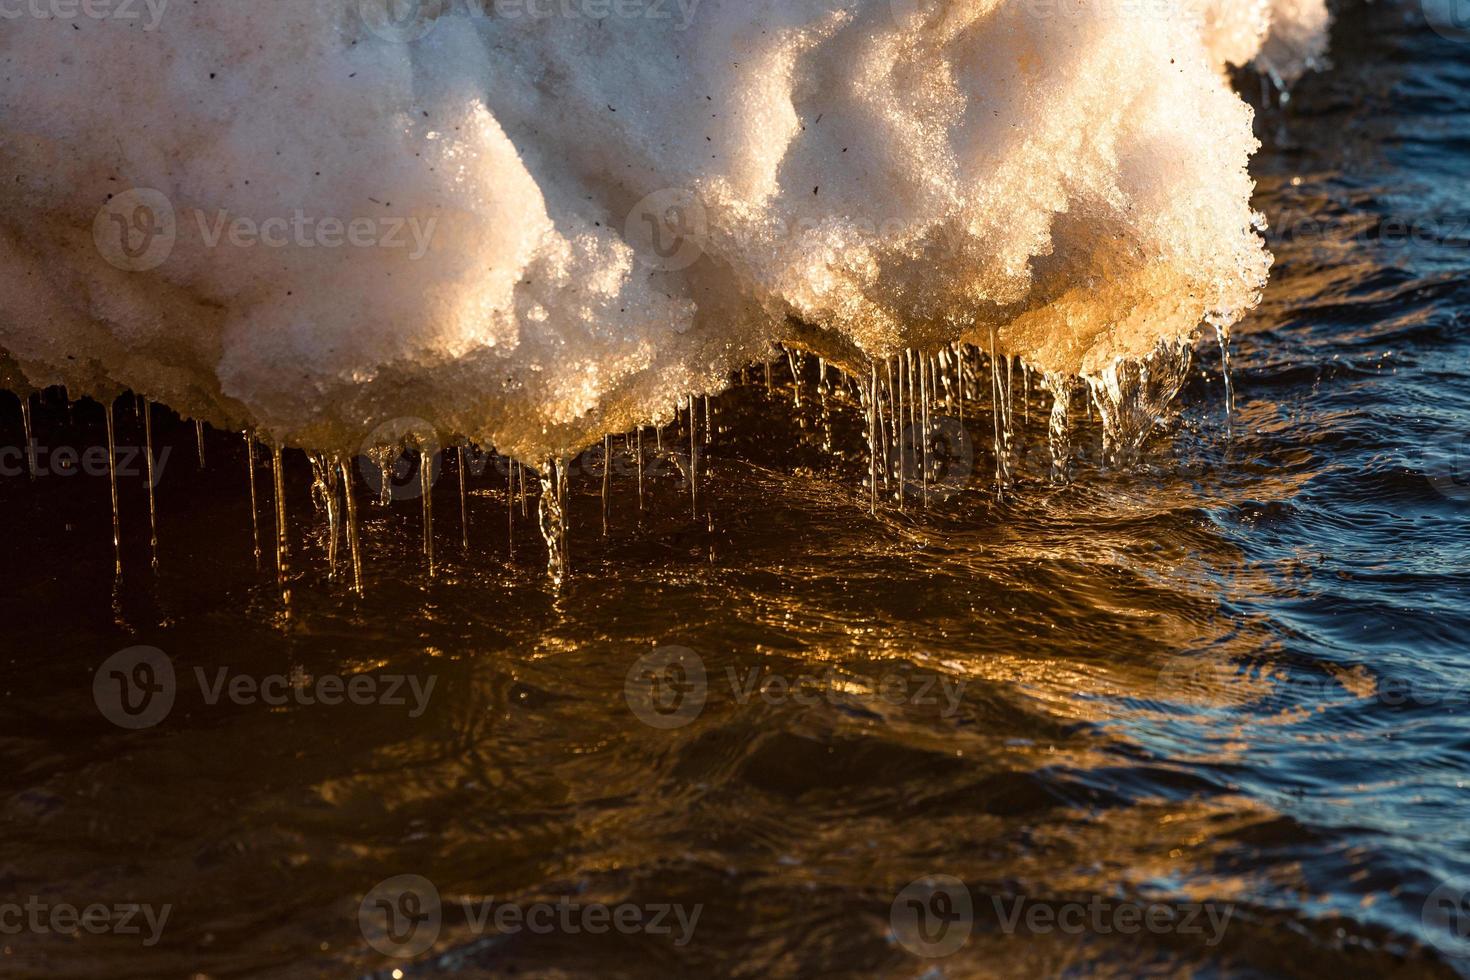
[0,0,1328,459]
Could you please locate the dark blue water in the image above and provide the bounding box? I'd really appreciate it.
[0,2,1467,977]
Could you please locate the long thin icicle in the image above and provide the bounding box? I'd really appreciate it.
[143,398,159,573]
[105,401,121,577]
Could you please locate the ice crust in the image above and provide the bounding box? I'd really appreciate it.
[0,0,1327,460]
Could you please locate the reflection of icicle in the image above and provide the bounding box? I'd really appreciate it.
[105,402,121,577]
[538,458,569,586]
[143,399,159,573]
[338,457,363,594]
[245,432,261,568]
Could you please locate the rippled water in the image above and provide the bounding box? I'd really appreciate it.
[2,3,1468,977]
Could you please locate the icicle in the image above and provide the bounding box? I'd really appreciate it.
[271,445,291,606]
[244,432,262,569]
[518,461,529,516]
[1007,355,1015,435]
[636,427,645,515]
[1083,339,1194,467]
[104,402,121,577]
[688,396,698,518]
[1044,374,1075,482]
[920,352,931,508]
[507,456,517,560]
[339,457,363,594]
[956,345,965,428]
[367,446,396,507]
[894,355,906,505]
[988,328,1012,490]
[538,458,569,586]
[457,446,470,552]
[786,349,802,409]
[601,434,612,538]
[867,362,879,515]
[886,358,900,503]
[421,448,435,577]
[1214,321,1235,437]
[308,452,340,580]
[143,399,159,573]
[20,395,35,479]
[819,365,834,454]
[195,419,206,468]
[704,394,713,446]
